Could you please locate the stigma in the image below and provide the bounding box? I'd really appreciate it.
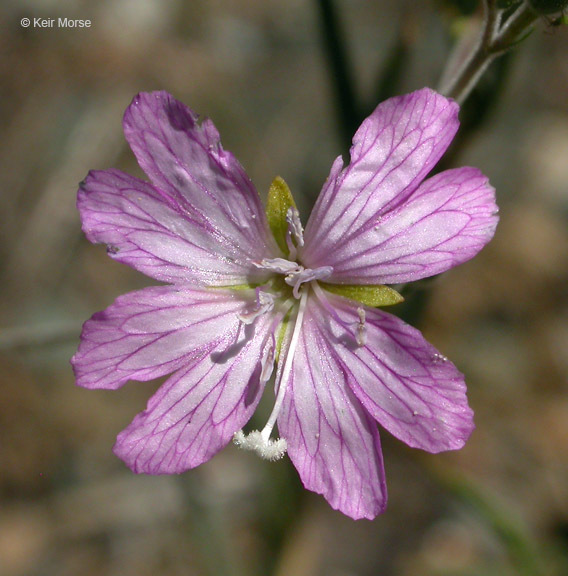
[254,258,332,299]
[233,430,287,461]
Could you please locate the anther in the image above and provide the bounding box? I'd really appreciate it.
[286,207,304,247]
[285,266,333,299]
[356,307,367,347]
[238,290,275,324]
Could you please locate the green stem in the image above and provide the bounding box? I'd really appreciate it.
[440,0,539,103]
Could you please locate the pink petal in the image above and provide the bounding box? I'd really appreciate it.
[316,167,498,284]
[315,291,475,453]
[302,88,460,268]
[113,312,276,473]
[123,91,277,261]
[78,169,272,286]
[72,285,255,389]
[278,296,387,520]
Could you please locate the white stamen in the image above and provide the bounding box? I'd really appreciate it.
[312,282,367,348]
[286,207,304,247]
[285,266,333,299]
[259,336,275,384]
[356,307,367,347]
[261,288,309,440]
[254,258,299,275]
[255,259,332,300]
[285,208,304,260]
[238,290,275,324]
[233,430,287,461]
[233,288,310,461]
[285,239,297,261]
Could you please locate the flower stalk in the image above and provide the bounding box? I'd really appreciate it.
[440,0,540,103]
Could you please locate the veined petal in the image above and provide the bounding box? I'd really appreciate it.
[315,292,474,453]
[113,312,277,473]
[302,88,460,267]
[278,294,387,520]
[78,169,272,286]
[72,285,256,390]
[318,167,499,284]
[122,91,277,263]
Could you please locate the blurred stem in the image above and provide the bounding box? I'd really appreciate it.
[373,21,410,106]
[0,321,80,350]
[316,0,360,147]
[436,470,547,576]
[440,0,539,103]
[178,476,244,576]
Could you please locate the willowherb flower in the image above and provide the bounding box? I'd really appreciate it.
[72,88,498,520]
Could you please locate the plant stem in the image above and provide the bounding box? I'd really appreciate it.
[440,0,539,103]
[316,0,360,146]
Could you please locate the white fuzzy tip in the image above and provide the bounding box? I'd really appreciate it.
[233,430,287,461]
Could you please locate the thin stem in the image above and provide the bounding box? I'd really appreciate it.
[440,1,539,103]
[492,2,540,52]
[441,36,496,104]
[483,0,502,45]
[316,0,360,146]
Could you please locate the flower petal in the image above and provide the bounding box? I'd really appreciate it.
[317,167,499,284]
[72,285,256,389]
[278,295,387,520]
[113,312,277,473]
[78,168,272,285]
[302,88,460,268]
[315,291,474,453]
[123,91,276,263]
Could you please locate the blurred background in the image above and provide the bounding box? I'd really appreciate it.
[1,1,567,575]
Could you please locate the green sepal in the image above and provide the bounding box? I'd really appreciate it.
[320,282,404,307]
[209,283,257,291]
[266,176,297,256]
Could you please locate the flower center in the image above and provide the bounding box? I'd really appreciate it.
[255,257,333,298]
[234,208,332,460]
[254,207,333,298]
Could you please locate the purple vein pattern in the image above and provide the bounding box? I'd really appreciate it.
[72,88,498,519]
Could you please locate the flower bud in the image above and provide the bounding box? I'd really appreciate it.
[528,0,568,14]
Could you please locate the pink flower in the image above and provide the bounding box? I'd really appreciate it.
[72,89,498,519]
